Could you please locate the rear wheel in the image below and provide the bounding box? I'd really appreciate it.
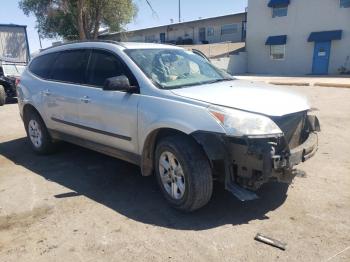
[155,135,213,212]
[0,85,6,106]
[24,110,55,154]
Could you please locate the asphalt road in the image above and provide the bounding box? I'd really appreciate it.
[0,86,349,262]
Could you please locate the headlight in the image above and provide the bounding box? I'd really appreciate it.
[208,106,283,137]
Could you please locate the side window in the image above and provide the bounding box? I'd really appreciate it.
[51,50,89,84]
[272,6,288,18]
[221,24,238,35]
[87,50,131,87]
[29,53,58,79]
[270,45,285,60]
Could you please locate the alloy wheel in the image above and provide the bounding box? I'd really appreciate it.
[158,151,186,200]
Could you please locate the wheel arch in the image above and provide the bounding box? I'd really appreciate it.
[22,103,44,124]
[140,127,217,177]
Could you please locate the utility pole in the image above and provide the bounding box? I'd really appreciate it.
[37,30,42,49]
[178,0,181,22]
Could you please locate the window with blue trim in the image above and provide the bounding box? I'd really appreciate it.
[340,0,350,8]
[272,6,288,17]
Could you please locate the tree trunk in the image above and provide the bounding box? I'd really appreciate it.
[92,8,101,39]
[77,0,86,40]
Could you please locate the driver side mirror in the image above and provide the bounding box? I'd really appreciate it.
[103,75,137,93]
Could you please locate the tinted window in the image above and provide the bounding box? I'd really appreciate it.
[87,50,128,87]
[51,50,89,84]
[29,53,57,78]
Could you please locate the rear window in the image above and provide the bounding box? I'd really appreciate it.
[29,53,57,79]
[51,50,89,84]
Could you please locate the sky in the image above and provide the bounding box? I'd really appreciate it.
[0,0,247,53]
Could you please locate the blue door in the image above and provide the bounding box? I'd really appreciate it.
[312,41,331,75]
[160,33,166,43]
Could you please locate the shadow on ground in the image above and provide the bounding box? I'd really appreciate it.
[0,137,289,230]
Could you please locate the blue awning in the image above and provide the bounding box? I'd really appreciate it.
[308,30,342,42]
[265,35,287,45]
[268,0,290,7]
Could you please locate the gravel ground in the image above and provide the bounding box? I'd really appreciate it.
[0,86,349,262]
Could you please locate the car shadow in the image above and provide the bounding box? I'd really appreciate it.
[0,137,289,230]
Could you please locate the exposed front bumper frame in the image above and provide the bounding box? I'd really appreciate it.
[192,115,320,201]
[273,131,318,170]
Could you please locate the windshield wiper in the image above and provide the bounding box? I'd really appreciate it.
[205,78,233,84]
[163,82,202,89]
[161,78,234,90]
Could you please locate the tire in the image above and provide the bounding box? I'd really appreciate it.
[0,85,6,106]
[155,135,213,212]
[24,110,55,154]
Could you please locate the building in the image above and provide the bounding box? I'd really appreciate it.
[100,12,247,45]
[246,0,350,75]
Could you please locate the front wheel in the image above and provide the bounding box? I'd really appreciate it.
[155,135,213,212]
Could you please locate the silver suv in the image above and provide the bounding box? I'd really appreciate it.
[17,41,320,211]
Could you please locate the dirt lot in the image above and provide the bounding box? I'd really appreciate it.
[0,86,349,262]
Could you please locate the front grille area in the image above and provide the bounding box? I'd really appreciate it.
[272,111,308,149]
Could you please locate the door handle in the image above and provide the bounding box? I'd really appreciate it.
[43,89,51,96]
[80,96,91,103]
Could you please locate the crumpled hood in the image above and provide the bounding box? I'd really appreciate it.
[171,80,310,117]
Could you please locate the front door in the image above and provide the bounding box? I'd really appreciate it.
[199,28,206,43]
[312,41,331,75]
[78,49,139,154]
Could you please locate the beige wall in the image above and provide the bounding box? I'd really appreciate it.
[179,42,245,58]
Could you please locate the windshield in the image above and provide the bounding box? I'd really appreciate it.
[125,48,234,89]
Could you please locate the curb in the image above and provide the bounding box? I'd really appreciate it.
[314,82,350,88]
[268,81,350,89]
[269,82,310,86]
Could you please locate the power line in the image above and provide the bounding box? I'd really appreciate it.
[178,0,181,22]
[145,0,158,18]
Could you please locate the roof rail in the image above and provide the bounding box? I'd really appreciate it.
[41,40,125,52]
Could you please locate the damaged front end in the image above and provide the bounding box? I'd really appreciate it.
[193,111,320,201]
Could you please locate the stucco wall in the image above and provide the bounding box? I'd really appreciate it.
[211,52,247,75]
[227,52,247,75]
[246,0,350,75]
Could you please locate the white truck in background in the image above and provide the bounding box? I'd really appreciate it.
[0,24,30,106]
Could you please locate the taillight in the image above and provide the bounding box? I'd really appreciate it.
[15,78,20,87]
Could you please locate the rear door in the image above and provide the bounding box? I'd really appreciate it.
[77,49,139,154]
[42,49,89,136]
